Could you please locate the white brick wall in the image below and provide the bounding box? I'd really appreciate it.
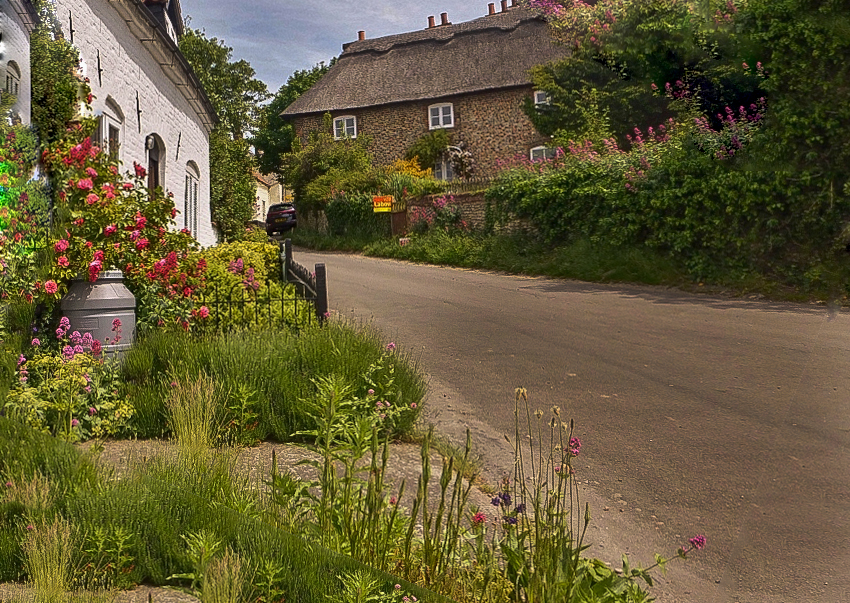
[54,0,216,247]
[0,1,32,125]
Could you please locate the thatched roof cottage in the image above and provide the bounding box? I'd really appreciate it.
[283,2,569,179]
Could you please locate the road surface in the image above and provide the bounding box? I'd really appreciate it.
[296,249,850,603]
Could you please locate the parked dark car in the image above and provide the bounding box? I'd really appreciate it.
[265,203,297,235]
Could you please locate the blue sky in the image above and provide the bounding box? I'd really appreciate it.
[179,0,500,95]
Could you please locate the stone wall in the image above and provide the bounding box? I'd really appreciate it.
[293,86,552,177]
[56,0,215,247]
[1,4,32,125]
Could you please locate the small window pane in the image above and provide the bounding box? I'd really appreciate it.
[430,107,441,127]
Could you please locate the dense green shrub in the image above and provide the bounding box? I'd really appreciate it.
[486,137,850,289]
[325,192,391,239]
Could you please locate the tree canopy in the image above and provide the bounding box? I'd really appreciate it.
[179,27,269,241]
[253,62,332,179]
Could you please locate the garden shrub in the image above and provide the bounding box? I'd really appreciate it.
[39,121,207,332]
[3,317,133,443]
[325,191,391,239]
[196,240,314,332]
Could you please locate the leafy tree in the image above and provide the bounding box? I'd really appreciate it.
[254,62,333,178]
[179,27,270,241]
[280,114,377,215]
[526,0,764,146]
[30,0,83,146]
[179,28,269,140]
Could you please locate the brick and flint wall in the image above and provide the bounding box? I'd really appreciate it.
[293,86,552,177]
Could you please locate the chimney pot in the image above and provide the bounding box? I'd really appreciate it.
[488,3,496,15]
[358,30,365,40]
[428,15,435,28]
[440,12,449,25]
[500,0,508,12]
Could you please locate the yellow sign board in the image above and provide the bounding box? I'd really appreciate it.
[373,195,393,213]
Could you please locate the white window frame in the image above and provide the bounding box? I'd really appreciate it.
[434,158,454,181]
[429,103,454,129]
[530,146,557,161]
[5,62,21,97]
[185,163,200,236]
[333,115,357,139]
[534,90,551,106]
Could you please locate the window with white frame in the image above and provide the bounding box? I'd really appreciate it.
[530,146,557,161]
[333,116,357,139]
[533,90,551,106]
[5,62,21,97]
[98,98,124,161]
[429,103,454,129]
[185,162,200,236]
[434,158,454,181]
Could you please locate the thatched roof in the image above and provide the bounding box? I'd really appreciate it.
[283,7,569,117]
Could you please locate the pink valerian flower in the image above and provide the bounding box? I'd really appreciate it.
[31,338,40,346]
[134,212,147,229]
[112,318,122,331]
[88,407,97,415]
[76,178,94,191]
[44,280,59,295]
[123,183,133,190]
[54,239,69,253]
[129,230,141,241]
[689,535,706,550]
[57,255,70,267]
[386,342,396,352]
[85,193,99,205]
[60,317,70,329]
[104,224,117,237]
[136,238,149,250]
[71,418,79,427]
[568,436,582,457]
[85,167,98,178]
[472,511,486,525]
[134,162,147,178]
[367,389,375,396]
[410,403,418,409]
[198,306,209,319]
[389,496,398,505]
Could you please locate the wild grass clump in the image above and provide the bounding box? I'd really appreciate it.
[202,550,248,603]
[166,374,225,455]
[122,322,426,443]
[22,517,73,602]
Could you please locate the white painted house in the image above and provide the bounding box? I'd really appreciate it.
[52,0,218,246]
[0,0,38,125]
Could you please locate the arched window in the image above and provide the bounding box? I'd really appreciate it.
[145,134,166,190]
[98,97,124,161]
[184,161,200,236]
[5,62,21,97]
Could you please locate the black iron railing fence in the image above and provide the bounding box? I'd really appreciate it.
[194,239,328,332]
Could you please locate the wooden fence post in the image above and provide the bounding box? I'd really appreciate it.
[315,263,328,324]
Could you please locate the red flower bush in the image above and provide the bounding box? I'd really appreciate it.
[40,120,207,331]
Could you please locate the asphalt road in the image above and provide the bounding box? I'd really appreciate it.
[296,249,850,603]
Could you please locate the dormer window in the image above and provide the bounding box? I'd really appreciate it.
[534,90,551,106]
[530,146,557,161]
[429,103,454,129]
[334,116,357,139]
